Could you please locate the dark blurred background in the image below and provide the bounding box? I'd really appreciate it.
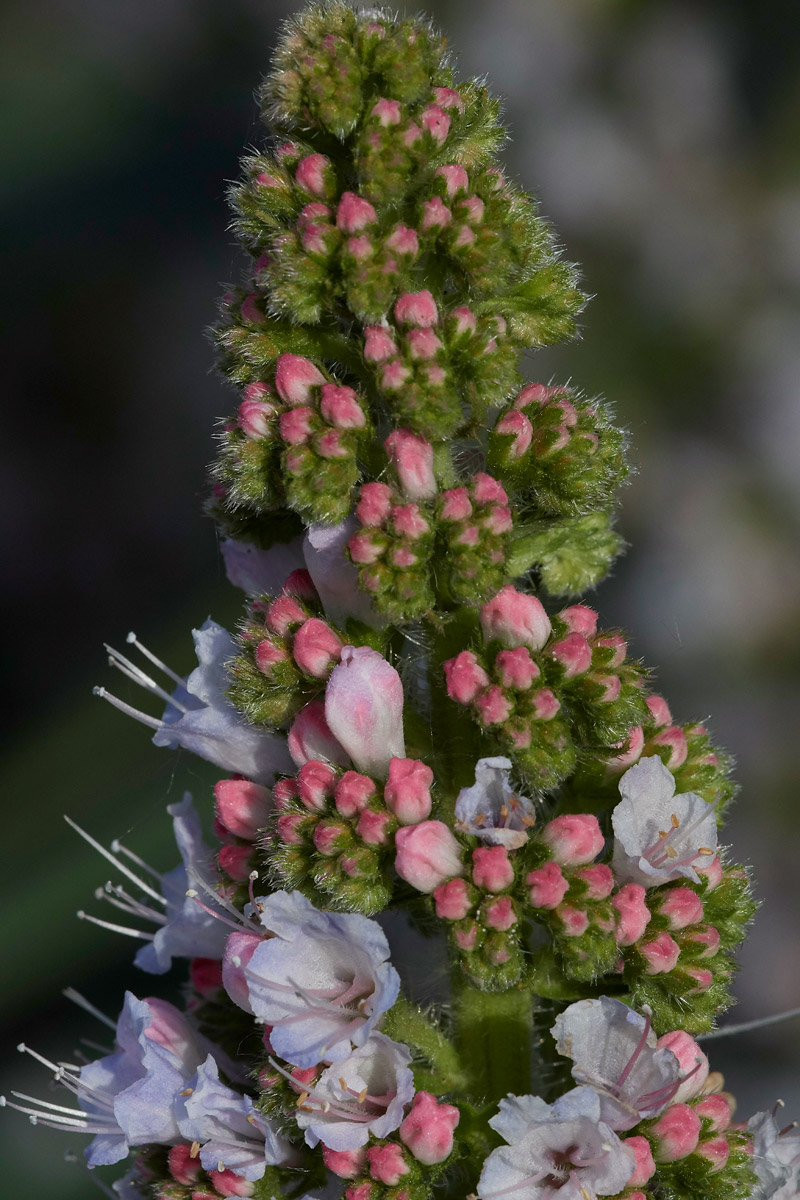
[3,0,800,1193]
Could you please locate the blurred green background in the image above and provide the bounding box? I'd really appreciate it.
[2,0,800,1193]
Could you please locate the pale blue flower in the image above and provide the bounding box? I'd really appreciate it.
[455,757,536,850]
[551,997,683,1130]
[177,1055,293,1181]
[478,1087,635,1200]
[221,536,305,596]
[294,1033,414,1151]
[240,890,400,1068]
[748,1109,800,1199]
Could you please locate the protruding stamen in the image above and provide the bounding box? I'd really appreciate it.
[63,816,166,905]
[77,910,154,940]
[126,631,187,688]
[92,687,163,731]
[110,838,161,878]
[62,988,117,1032]
[104,644,188,713]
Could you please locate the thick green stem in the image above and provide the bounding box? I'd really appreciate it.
[452,980,534,1104]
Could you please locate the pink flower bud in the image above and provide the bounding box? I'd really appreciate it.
[651,726,689,768]
[364,325,398,363]
[385,225,419,257]
[265,595,307,636]
[697,1137,730,1171]
[433,877,473,920]
[292,617,343,679]
[440,487,473,521]
[640,931,681,974]
[323,1147,367,1179]
[658,887,704,930]
[558,604,599,638]
[526,861,569,909]
[356,481,393,528]
[455,925,478,950]
[279,406,315,445]
[657,1031,709,1101]
[334,771,377,817]
[495,410,533,459]
[222,930,262,1013]
[612,883,651,945]
[405,326,442,360]
[531,688,561,720]
[594,632,627,667]
[593,673,621,703]
[549,633,593,678]
[394,290,438,328]
[371,97,402,126]
[541,814,603,866]
[443,650,491,704]
[214,779,271,841]
[607,725,645,771]
[472,473,508,506]
[190,957,223,1000]
[494,647,540,690]
[575,863,615,900]
[209,1168,254,1197]
[288,699,350,768]
[297,759,338,810]
[385,429,437,500]
[686,967,714,992]
[472,845,514,892]
[218,842,254,881]
[325,646,405,778]
[399,1091,460,1165]
[394,820,465,892]
[384,757,433,825]
[277,812,306,845]
[168,1144,203,1185]
[254,638,286,673]
[314,820,349,856]
[556,904,589,936]
[319,383,366,430]
[345,1185,373,1200]
[275,354,325,406]
[433,86,465,112]
[238,396,277,439]
[367,1144,410,1186]
[693,1094,732,1132]
[356,808,392,846]
[348,529,385,565]
[646,694,672,727]
[316,428,349,459]
[295,153,330,197]
[420,104,451,144]
[480,586,552,651]
[240,293,264,324]
[622,1136,656,1187]
[650,1104,701,1162]
[449,308,477,339]
[336,191,378,233]
[484,896,517,930]
[474,685,513,727]
[390,503,429,539]
[696,855,724,890]
[514,382,551,409]
[382,361,412,390]
[435,164,469,196]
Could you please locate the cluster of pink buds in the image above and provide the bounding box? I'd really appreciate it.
[349,480,435,623]
[271,754,435,913]
[437,472,513,603]
[156,1141,263,1198]
[487,381,628,516]
[443,592,647,789]
[228,568,348,727]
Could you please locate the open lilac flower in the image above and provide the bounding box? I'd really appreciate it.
[478,1087,635,1200]
[748,1109,800,1199]
[221,535,305,596]
[67,794,230,973]
[551,997,686,1130]
[293,1032,414,1151]
[177,1055,293,1180]
[230,890,400,1068]
[95,622,293,782]
[304,521,383,628]
[325,646,405,778]
[611,756,718,888]
[455,757,536,850]
[7,993,208,1167]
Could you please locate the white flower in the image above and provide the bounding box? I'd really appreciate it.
[455,757,536,850]
[611,756,717,888]
[221,536,306,596]
[748,1109,800,1199]
[304,520,383,628]
[551,997,684,1130]
[478,1087,635,1200]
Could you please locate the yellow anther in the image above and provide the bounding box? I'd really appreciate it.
[339,1077,348,1090]
[179,1087,194,1096]
[665,846,678,858]
[671,813,680,828]
[190,1141,200,1159]
[358,1087,368,1104]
